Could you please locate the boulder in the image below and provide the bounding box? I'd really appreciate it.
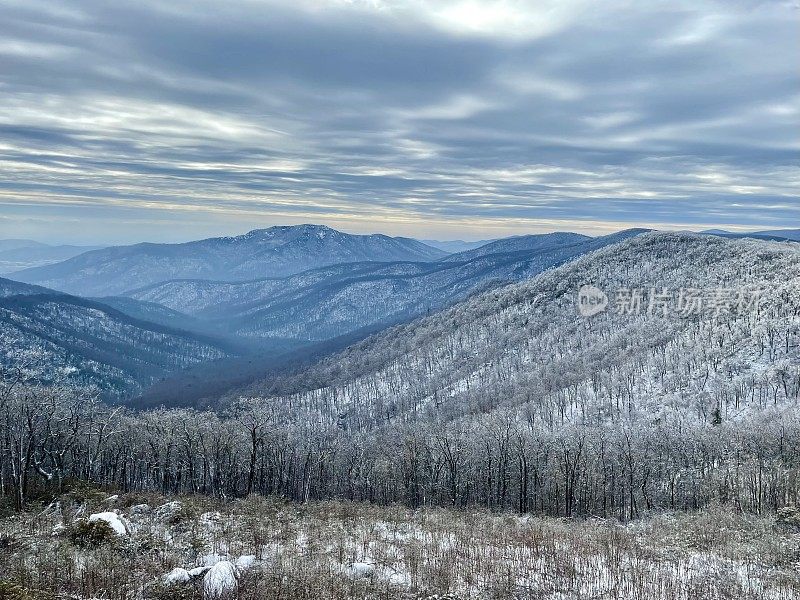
[203,561,238,598]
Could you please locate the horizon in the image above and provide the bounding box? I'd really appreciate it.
[3,221,799,248]
[2,0,798,244]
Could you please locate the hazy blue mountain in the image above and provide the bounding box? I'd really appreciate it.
[0,239,47,252]
[699,228,799,242]
[754,229,800,241]
[0,241,104,274]
[10,225,447,296]
[127,229,647,342]
[440,232,590,262]
[0,277,237,398]
[420,239,495,253]
[699,228,733,235]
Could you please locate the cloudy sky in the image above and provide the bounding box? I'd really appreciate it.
[1,0,798,243]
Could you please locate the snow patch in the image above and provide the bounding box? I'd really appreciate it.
[88,512,128,536]
[347,562,375,579]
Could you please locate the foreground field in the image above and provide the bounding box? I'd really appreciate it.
[0,492,798,599]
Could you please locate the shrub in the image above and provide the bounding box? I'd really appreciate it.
[0,581,54,600]
[777,507,800,530]
[67,518,118,549]
[144,582,200,600]
[61,480,113,507]
[0,582,28,600]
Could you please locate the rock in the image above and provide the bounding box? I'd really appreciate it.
[155,500,183,522]
[129,503,150,515]
[163,567,190,585]
[201,553,229,566]
[188,566,211,578]
[203,561,238,598]
[235,555,257,570]
[347,562,375,579]
[88,512,128,536]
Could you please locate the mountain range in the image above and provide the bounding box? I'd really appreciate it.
[700,228,800,241]
[420,238,495,253]
[10,225,446,296]
[0,239,103,274]
[0,277,238,398]
[1,224,797,404]
[125,229,646,342]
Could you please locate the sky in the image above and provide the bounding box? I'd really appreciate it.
[0,0,798,244]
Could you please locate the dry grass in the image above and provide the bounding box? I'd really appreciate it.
[0,493,797,599]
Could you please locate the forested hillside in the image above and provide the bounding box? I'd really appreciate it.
[0,277,51,297]
[440,231,589,262]
[215,232,799,516]
[0,283,235,398]
[251,232,799,428]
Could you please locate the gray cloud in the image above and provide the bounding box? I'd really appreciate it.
[0,0,797,243]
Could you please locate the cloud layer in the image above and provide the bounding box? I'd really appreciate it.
[0,0,798,242]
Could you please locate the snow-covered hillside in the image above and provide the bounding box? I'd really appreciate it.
[0,285,233,397]
[0,277,52,297]
[245,232,800,430]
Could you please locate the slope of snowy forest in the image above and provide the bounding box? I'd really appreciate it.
[248,231,799,429]
[0,279,236,398]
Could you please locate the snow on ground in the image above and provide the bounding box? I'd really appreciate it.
[3,494,798,599]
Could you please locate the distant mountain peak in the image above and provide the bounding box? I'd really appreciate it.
[12,224,447,296]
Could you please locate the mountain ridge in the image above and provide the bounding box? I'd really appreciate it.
[0,276,243,398]
[125,229,649,342]
[10,224,447,296]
